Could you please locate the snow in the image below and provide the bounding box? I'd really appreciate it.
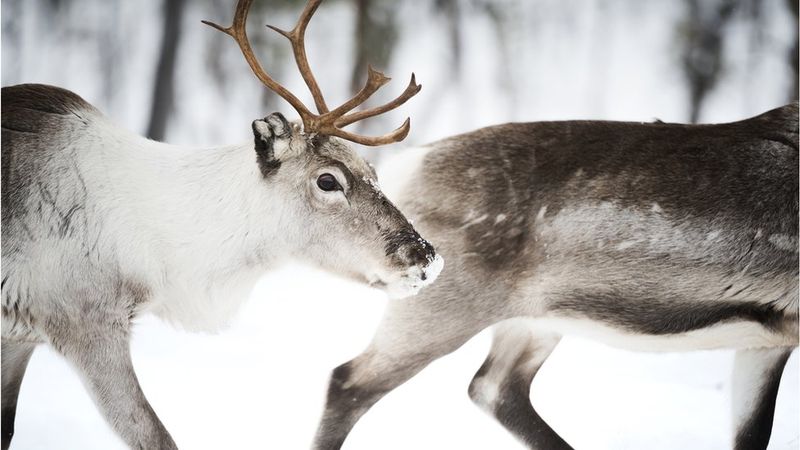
[11,264,799,449]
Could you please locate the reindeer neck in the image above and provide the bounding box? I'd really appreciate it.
[107,134,292,329]
[80,115,296,272]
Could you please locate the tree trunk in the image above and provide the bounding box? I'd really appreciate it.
[351,0,371,94]
[787,0,798,101]
[147,0,186,141]
[679,0,738,123]
[349,0,398,93]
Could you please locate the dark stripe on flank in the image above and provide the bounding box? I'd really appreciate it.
[551,291,784,335]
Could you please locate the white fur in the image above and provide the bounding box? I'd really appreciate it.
[768,233,798,252]
[372,253,444,300]
[377,146,432,203]
[0,112,310,334]
[81,119,291,331]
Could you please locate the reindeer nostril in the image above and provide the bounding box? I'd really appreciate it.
[383,227,437,269]
[420,272,427,281]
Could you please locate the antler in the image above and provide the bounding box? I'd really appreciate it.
[203,0,421,146]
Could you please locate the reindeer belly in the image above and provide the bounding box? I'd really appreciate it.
[530,315,797,352]
[521,262,798,352]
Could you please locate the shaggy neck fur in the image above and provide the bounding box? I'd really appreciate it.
[87,116,302,331]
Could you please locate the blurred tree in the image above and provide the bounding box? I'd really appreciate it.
[147,0,187,141]
[350,0,398,93]
[474,0,514,101]
[434,0,462,79]
[203,0,294,112]
[100,1,123,110]
[678,0,738,123]
[1,0,22,84]
[205,0,236,89]
[788,0,798,101]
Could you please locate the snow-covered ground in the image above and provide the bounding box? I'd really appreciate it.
[11,263,799,449]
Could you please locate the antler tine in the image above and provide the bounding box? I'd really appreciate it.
[266,0,329,114]
[202,0,314,121]
[323,65,391,120]
[335,73,421,128]
[329,118,412,146]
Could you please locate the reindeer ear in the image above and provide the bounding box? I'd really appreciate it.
[252,113,293,177]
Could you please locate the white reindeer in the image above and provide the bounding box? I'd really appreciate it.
[312,103,799,449]
[0,1,443,448]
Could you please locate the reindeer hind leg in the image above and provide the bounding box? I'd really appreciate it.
[468,319,572,450]
[732,347,794,450]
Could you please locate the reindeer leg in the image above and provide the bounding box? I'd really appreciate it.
[41,285,177,450]
[312,279,494,450]
[732,347,793,450]
[1,341,36,450]
[468,319,571,450]
[313,348,436,450]
[50,326,177,449]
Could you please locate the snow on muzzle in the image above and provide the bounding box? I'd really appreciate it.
[370,228,445,299]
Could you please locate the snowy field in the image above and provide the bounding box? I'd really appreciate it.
[11,263,800,449]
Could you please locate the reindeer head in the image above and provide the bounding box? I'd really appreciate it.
[205,0,442,298]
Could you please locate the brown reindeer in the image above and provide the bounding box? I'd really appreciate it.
[312,103,798,450]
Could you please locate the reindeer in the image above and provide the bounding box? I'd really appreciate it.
[0,1,444,448]
[312,103,799,450]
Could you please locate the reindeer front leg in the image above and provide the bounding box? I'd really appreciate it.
[44,290,177,450]
[313,266,492,450]
[2,341,36,450]
[53,326,176,449]
[313,316,478,450]
[732,347,793,450]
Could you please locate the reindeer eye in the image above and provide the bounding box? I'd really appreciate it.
[317,173,341,192]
